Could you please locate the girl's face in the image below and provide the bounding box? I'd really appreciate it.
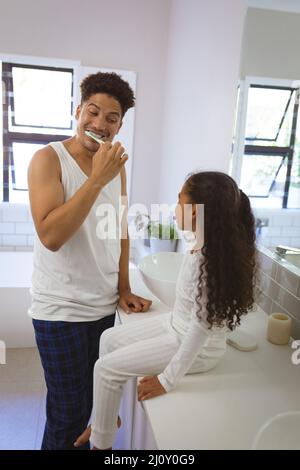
[175,187,195,231]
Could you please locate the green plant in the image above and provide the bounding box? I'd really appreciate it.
[134,212,179,240]
[148,221,178,240]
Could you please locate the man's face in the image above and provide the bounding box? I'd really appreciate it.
[75,93,123,152]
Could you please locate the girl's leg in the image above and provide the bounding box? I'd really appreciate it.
[91,316,180,449]
[99,313,172,357]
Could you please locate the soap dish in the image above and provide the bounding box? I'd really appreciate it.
[227,330,258,352]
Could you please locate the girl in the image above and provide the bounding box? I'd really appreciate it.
[74,171,257,450]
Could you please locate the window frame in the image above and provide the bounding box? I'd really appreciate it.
[231,76,300,209]
[1,59,79,202]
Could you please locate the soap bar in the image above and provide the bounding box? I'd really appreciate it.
[227,330,258,351]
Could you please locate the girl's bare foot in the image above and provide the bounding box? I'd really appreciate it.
[73,416,122,448]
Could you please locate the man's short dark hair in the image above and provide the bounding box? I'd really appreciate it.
[80,71,135,117]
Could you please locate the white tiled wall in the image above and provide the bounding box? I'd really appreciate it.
[0,203,136,259]
[0,204,35,251]
[1,204,299,252]
[254,209,300,248]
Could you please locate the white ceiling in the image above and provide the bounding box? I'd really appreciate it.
[247,0,300,14]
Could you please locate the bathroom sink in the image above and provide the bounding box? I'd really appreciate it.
[138,252,185,308]
[252,411,300,450]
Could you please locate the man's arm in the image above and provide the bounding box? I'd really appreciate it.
[28,142,127,251]
[118,166,130,294]
[118,167,152,313]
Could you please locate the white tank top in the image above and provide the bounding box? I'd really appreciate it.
[28,141,121,322]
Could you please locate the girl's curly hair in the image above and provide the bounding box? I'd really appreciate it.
[184,171,257,331]
[80,72,135,116]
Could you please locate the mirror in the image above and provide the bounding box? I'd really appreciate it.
[232,2,300,269]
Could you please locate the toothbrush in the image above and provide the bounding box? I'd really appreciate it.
[85,130,127,159]
[85,130,105,144]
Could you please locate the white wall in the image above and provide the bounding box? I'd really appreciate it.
[0,0,172,207]
[241,7,300,79]
[158,0,247,204]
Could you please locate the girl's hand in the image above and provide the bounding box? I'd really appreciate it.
[137,375,167,401]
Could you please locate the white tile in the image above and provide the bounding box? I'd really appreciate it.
[290,238,300,248]
[281,227,300,237]
[281,290,300,321]
[269,237,291,248]
[266,227,281,237]
[15,222,35,235]
[271,214,293,226]
[0,348,44,384]
[259,226,269,237]
[255,289,273,315]
[276,265,299,296]
[15,246,33,252]
[292,215,300,226]
[253,208,272,217]
[0,380,44,450]
[258,254,277,278]
[0,223,15,234]
[2,204,28,223]
[271,300,289,316]
[259,236,271,247]
[27,209,33,223]
[0,348,45,450]
[2,235,27,246]
[27,235,35,246]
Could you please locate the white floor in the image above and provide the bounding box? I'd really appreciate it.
[0,348,46,450]
[0,347,129,450]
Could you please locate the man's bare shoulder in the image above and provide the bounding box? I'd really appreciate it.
[29,144,61,179]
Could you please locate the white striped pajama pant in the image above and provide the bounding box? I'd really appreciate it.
[90,312,180,449]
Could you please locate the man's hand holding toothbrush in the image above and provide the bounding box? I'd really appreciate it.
[89,140,128,190]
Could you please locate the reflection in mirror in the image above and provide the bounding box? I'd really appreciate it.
[233,78,300,210]
[231,4,300,256]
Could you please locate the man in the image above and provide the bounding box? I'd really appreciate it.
[28,72,152,450]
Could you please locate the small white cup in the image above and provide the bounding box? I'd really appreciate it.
[267,312,292,345]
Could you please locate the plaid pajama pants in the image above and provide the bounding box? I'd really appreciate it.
[32,314,115,450]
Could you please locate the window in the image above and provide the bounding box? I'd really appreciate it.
[232,77,300,209]
[0,57,136,204]
[1,62,74,203]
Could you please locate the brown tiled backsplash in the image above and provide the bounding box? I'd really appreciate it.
[256,250,300,339]
[276,265,299,297]
[258,252,277,278]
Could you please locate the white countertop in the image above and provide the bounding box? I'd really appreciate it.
[118,267,300,450]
